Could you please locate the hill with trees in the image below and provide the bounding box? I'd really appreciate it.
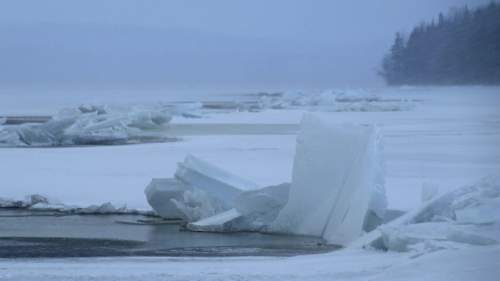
[380,2,500,85]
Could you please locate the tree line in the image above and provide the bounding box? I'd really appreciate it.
[380,2,500,85]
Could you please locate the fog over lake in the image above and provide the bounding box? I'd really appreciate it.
[0,0,490,91]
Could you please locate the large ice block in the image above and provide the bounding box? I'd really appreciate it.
[175,155,260,207]
[270,114,383,246]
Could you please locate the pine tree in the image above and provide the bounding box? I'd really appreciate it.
[379,2,500,85]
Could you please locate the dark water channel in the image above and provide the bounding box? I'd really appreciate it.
[0,209,337,258]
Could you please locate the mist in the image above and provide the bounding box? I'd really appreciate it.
[0,0,491,91]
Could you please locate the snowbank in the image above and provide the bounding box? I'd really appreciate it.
[0,104,175,147]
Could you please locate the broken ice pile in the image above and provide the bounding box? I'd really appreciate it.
[0,193,152,215]
[355,176,500,254]
[255,89,415,112]
[0,104,174,147]
[145,113,387,246]
[145,155,261,222]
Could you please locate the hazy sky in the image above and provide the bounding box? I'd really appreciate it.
[0,0,492,90]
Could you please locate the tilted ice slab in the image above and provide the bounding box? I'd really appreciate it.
[270,114,385,246]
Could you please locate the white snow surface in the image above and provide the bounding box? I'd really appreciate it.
[1,86,499,280]
[0,245,499,281]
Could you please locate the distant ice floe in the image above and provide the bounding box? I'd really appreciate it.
[0,194,154,215]
[253,89,416,112]
[0,103,201,147]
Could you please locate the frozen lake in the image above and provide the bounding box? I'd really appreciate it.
[0,86,499,280]
[1,86,499,211]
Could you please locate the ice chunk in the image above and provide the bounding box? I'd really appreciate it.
[170,189,227,222]
[234,183,290,225]
[175,155,260,207]
[145,155,261,222]
[145,178,192,219]
[187,209,242,232]
[145,178,225,221]
[187,183,290,232]
[381,222,498,252]
[270,114,384,246]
